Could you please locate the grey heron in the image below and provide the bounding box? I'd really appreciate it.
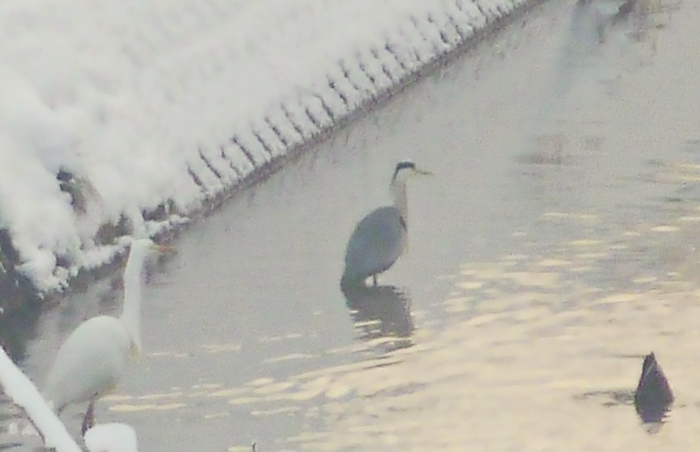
[341,160,431,289]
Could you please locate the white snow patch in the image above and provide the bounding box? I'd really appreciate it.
[0,0,530,291]
[84,423,139,452]
[0,347,82,452]
[0,346,139,451]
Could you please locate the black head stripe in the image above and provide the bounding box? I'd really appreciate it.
[398,214,407,231]
[392,160,416,180]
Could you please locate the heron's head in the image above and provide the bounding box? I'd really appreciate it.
[392,160,433,183]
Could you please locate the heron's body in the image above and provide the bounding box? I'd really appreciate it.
[342,206,406,287]
[46,316,131,412]
[341,160,430,289]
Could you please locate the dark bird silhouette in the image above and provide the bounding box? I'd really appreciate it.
[634,352,674,423]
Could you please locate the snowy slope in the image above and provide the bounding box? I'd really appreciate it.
[0,0,533,293]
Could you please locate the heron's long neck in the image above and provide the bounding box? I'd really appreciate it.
[120,247,147,348]
[390,178,408,226]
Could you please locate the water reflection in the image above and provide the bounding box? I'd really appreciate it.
[572,0,639,44]
[574,388,671,434]
[526,0,662,155]
[340,284,414,351]
[574,389,635,415]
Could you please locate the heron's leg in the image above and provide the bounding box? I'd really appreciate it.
[81,398,96,436]
[373,275,377,286]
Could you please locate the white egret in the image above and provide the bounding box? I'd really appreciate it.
[45,238,171,434]
[341,160,431,289]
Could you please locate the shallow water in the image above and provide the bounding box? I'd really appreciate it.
[3,0,700,450]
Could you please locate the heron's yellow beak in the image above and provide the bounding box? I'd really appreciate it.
[415,168,433,176]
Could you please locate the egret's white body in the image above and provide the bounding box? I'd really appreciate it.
[341,161,430,288]
[45,238,162,432]
[46,316,131,411]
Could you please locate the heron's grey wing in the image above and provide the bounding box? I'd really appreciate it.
[343,206,406,283]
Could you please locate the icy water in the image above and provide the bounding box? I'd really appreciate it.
[3,0,700,450]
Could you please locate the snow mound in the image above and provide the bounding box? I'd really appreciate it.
[0,0,531,292]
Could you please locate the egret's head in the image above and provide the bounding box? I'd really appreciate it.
[392,160,433,183]
[127,238,175,265]
[150,242,175,255]
[129,237,173,253]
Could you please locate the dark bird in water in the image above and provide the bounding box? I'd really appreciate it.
[341,160,431,289]
[634,352,674,423]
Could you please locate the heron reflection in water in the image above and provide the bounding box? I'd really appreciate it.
[341,284,414,351]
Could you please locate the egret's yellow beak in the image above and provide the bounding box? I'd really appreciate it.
[130,341,143,359]
[415,168,433,176]
[153,243,176,254]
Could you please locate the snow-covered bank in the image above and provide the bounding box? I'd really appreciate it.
[0,0,537,295]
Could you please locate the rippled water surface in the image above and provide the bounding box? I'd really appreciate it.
[3,0,700,450]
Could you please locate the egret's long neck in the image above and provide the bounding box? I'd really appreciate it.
[390,177,408,226]
[120,246,148,350]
